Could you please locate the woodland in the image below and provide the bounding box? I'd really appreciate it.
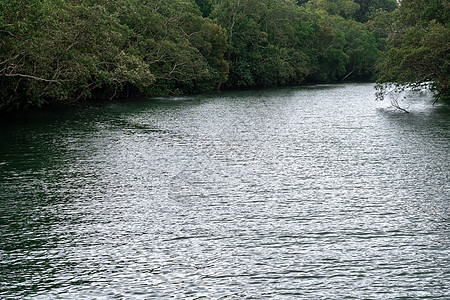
[0,0,448,110]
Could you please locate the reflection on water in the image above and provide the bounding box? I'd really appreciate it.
[1,83,449,299]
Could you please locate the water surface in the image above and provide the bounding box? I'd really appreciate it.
[0,83,449,299]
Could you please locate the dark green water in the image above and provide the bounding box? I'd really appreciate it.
[0,83,449,299]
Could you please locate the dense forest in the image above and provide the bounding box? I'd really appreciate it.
[0,0,448,110]
[374,0,449,102]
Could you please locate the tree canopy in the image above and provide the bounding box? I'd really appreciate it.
[375,0,450,102]
[0,0,228,110]
[3,0,444,110]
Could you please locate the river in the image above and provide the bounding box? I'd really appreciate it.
[0,83,449,299]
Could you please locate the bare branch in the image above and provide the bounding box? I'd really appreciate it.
[0,54,21,66]
[178,26,202,39]
[0,29,20,39]
[342,68,357,81]
[66,22,89,51]
[168,63,178,76]
[1,73,62,84]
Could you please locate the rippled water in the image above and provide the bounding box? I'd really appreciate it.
[1,83,449,299]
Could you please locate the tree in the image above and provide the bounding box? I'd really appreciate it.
[0,0,403,111]
[375,0,450,103]
[0,0,153,110]
[0,0,229,110]
[116,0,228,95]
[353,0,398,22]
[305,0,360,18]
[335,18,380,80]
[194,0,213,17]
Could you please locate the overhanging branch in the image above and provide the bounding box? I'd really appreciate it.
[1,73,63,84]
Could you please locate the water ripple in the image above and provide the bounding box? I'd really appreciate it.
[0,84,449,299]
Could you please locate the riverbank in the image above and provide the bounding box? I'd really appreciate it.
[1,0,393,112]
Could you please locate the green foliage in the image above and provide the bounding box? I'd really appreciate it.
[353,0,398,22]
[332,17,380,80]
[210,0,384,88]
[375,0,450,102]
[195,0,213,17]
[0,0,228,110]
[298,0,398,21]
[0,0,153,109]
[0,0,401,110]
[213,0,331,87]
[115,0,228,95]
[306,0,360,18]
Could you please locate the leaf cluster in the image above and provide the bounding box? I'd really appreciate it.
[0,0,229,110]
[0,0,398,110]
[375,0,450,102]
[211,0,385,88]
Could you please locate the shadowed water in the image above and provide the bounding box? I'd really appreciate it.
[0,83,449,299]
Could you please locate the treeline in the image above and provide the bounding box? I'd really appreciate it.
[0,0,400,110]
[374,0,449,102]
[210,0,397,88]
[0,0,229,110]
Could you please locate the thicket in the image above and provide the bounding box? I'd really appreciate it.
[0,0,401,110]
[374,0,450,103]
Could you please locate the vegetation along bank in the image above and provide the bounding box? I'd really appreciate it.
[0,0,448,111]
